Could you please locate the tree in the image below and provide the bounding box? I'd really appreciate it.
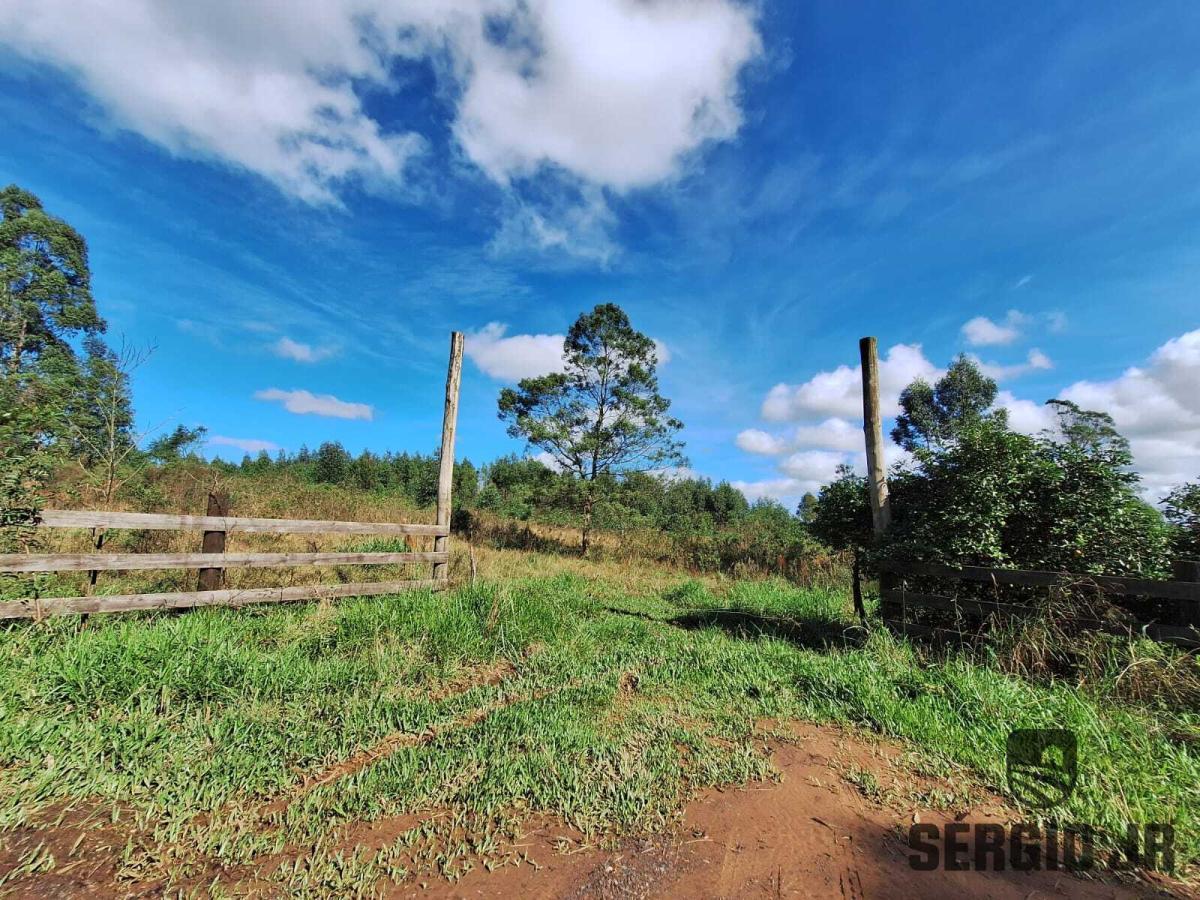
[1043,399,1130,458]
[1,185,104,383]
[1163,480,1200,557]
[882,420,1171,576]
[809,466,872,553]
[891,355,1001,452]
[498,303,685,552]
[146,424,208,463]
[313,441,351,485]
[796,492,819,524]
[1,186,110,527]
[68,337,150,505]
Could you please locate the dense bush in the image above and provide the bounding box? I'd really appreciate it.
[811,420,1174,577]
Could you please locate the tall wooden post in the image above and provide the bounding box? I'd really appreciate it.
[859,337,891,537]
[434,332,464,584]
[197,493,229,591]
[860,337,892,626]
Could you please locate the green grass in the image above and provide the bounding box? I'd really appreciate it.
[1,574,1196,892]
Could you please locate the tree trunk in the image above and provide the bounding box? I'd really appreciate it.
[851,549,866,624]
[581,491,594,556]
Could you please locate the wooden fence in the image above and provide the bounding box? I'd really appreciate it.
[879,560,1200,648]
[0,332,465,620]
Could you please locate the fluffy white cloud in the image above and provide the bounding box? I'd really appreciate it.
[451,0,761,191]
[208,435,281,454]
[962,310,1029,346]
[1057,329,1200,499]
[0,0,760,207]
[994,390,1056,436]
[737,417,861,456]
[762,343,939,421]
[272,337,337,364]
[778,449,846,482]
[975,348,1053,381]
[465,322,566,381]
[467,321,671,381]
[735,428,787,455]
[254,388,373,420]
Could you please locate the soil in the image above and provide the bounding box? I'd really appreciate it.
[1,721,1188,899]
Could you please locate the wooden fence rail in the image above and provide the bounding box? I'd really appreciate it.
[36,509,449,536]
[0,551,447,573]
[878,561,1200,648]
[0,331,465,621]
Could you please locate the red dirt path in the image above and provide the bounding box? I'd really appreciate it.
[1,721,1186,898]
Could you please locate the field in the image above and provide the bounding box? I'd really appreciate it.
[1,526,1197,897]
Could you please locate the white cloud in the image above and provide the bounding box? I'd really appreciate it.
[452,1,760,191]
[737,417,861,456]
[975,348,1053,381]
[791,417,863,452]
[735,429,787,456]
[254,388,373,420]
[962,309,1029,346]
[0,0,761,208]
[489,187,620,265]
[272,337,337,364]
[467,320,671,381]
[994,391,1056,436]
[465,322,566,381]
[208,435,281,454]
[730,478,808,504]
[762,343,940,421]
[778,449,846,482]
[1055,329,1200,500]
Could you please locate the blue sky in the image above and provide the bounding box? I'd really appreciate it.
[2,1,1198,504]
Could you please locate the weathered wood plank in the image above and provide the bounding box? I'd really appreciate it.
[882,589,1035,619]
[434,331,464,582]
[882,591,1200,647]
[0,580,441,619]
[36,509,448,537]
[879,561,1200,602]
[0,551,448,573]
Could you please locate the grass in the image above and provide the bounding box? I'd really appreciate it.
[1,568,1197,893]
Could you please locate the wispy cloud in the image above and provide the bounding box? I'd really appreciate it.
[254,388,373,420]
[974,348,1053,381]
[208,435,281,454]
[271,336,338,364]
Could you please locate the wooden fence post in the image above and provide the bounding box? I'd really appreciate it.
[197,493,228,591]
[433,332,464,584]
[860,337,893,626]
[859,337,891,537]
[1172,560,1200,625]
